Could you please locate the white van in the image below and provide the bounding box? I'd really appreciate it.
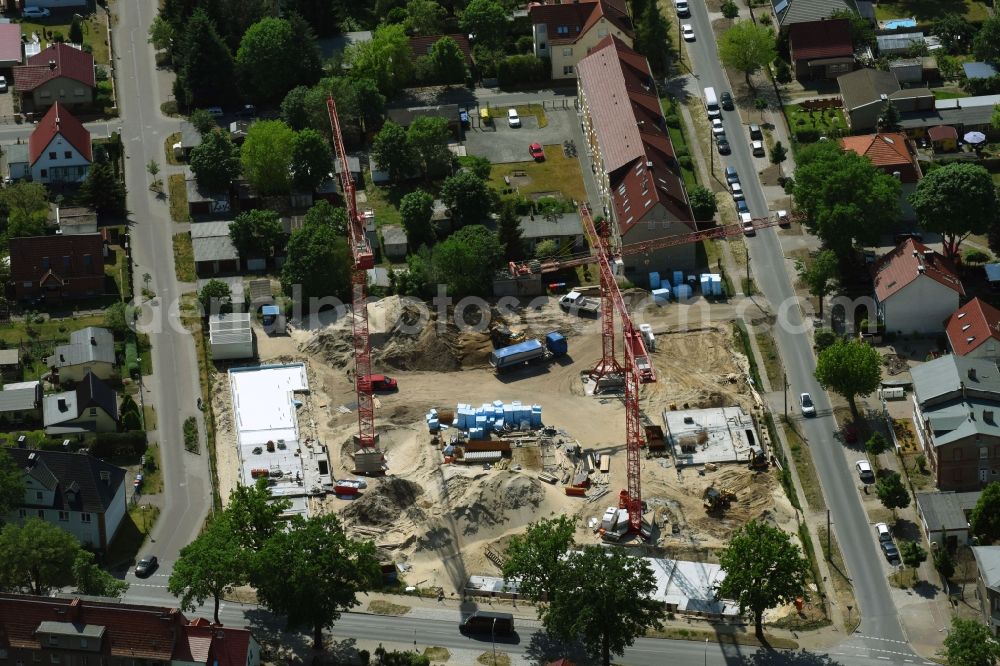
[704,87,720,118]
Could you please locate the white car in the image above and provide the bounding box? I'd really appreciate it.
[22,6,50,18]
[799,392,815,417]
[0,76,7,93]
[751,139,765,156]
[711,118,725,136]
[875,522,892,543]
[507,108,521,128]
[682,25,695,41]
[730,182,744,201]
[856,460,875,484]
[741,212,754,236]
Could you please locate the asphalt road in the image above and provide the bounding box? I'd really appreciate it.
[681,0,912,656]
[112,0,212,575]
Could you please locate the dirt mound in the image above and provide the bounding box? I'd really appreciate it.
[341,478,426,526]
[452,474,545,534]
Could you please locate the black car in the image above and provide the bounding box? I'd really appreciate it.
[720,91,734,110]
[748,123,763,140]
[880,541,900,563]
[736,199,750,214]
[135,556,158,578]
[716,136,731,154]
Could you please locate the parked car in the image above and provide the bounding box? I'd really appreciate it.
[674,0,690,16]
[237,104,256,118]
[775,209,790,227]
[711,118,725,136]
[875,522,892,543]
[748,123,763,140]
[459,108,470,129]
[725,166,739,185]
[799,393,816,417]
[716,136,731,154]
[22,7,50,18]
[205,106,224,117]
[881,540,900,564]
[720,92,734,111]
[529,143,545,161]
[135,556,158,578]
[507,108,521,128]
[736,199,749,215]
[856,460,875,484]
[682,24,695,41]
[730,182,744,201]
[359,374,398,392]
[741,212,755,236]
[0,77,8,93]
[751,140,765,157]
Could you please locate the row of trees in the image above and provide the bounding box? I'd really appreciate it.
[169,479,379,649]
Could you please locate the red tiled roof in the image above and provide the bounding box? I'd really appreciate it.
[13,43,95,92]
[872,238,965,302]
[945,298,1000,356]
[577,36,691,235]
[928,125,958,141]
[408,34,474,70]
[9,233,104,283]
[28,101,92,165]
[839,132,913,168]
[788,18,853,62]
[528,0,633,46]
[0,23,23,65]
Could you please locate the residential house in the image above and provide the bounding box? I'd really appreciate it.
[5,139,30,180]
[43,371,119,435]
[519,212,585,254]
[877,32,925,57]
[185,167,231,217]
[837,68,934,132]
[945,298,1000,359]
[46,327,115,383]
[872,238,964,335]
[771,0,860,27]
[927,124,958,152]
[409,34,475,76]
[839,132,922,182]
[48,204,98,235]
[0,381,42,424]
[13,43,95,112]
[0,348,20,380]
[386,104,461,137]
[0,594,261,666]
[209,312,254,361]
[5,448,126,549]
[191,220,240,277]
[972,546,1000,635]
[27,101,92,183]
[0,22,23,68]
[899,93,1000,137]
[381,225,408,261]
[577,36,694,282]
[915,490,980,549]
[911,355,1000,491]
[175,121,202,159]
[9,233,105,303]
[528,0,634,79]
[788,18,855,80]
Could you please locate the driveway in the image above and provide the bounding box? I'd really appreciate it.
[464,106,579,164]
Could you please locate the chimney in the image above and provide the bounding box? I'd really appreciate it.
[90,336,96,345]
[58,398,67,411]
[969,367,978,381]
[961,380,966,399]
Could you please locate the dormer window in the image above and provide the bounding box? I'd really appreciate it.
[557,25,569,34]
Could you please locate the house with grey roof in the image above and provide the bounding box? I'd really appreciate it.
[47,205,97,235]
[0,381,42,424]
[771,0,858,27]
[0,348,19,380]
[5,448,127,550]
[911,355,1000,491]
[43,371,119,435]
[519,212,586,254]
[837,68,934,132]
[915,490,979,549]
[46,327,115,384]
[191,220,240,277]
[972,546,1000,635]
[899,92,1000,134]
[381,225,408,261]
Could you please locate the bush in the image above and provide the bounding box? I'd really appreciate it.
[774,59,792,83]
[916,454,927,471]
[497,55,547,86]
[515,35,534,53]
[721,0,739,18]
[814,327,837,351]
[795,127,820,143]
[90,431,148,458]
[678,155,693,169]
[665,113,680,128]
[866,432,889,456]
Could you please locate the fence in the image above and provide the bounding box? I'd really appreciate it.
[798,97,843,111]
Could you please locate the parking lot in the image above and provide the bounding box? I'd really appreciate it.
[463,104,581,164]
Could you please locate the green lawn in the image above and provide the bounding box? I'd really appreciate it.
[933,90,970,100]
[168,173,191,223]
[873,0,990,21]
[488,146,588,204]
[172,232,195,283]
[18,12,111,66]
[0,314,104,346]
[784,105,848,142]
[660,97,698,189]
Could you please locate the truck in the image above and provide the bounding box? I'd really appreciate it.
[559,290,600,316]
[489,332,567,372]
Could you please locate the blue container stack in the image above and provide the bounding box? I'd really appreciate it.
[673,270,684,287]
[426,408,440,432]
[699,274,711,295]
[651,288,670,304]
[435,400,544,434]
[649,272,661,289]
[673,284,693,300]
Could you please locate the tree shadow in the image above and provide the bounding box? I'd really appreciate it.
[523,630,593,665]
[733,648,847,665]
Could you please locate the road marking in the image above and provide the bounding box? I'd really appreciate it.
[854,635,909,645]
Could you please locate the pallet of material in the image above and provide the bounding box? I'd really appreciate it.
[599,454,611,473]
[565,486,587,497]
[538,472,559,484]
[572,471,590,488]
[464,440,512,453]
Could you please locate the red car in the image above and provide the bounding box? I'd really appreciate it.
[529,143,545,161]
[358,374,398,393]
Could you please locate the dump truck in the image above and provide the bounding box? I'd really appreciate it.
[703,486,736,512]
[489,332,567,372]
[559,290,600,316]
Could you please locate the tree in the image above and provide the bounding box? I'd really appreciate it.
[236,17,322,103]
[875,471,911,517]
[281,0,344,37]
[189,130,241,192]
[103,301,134,337]
[910,162,999,260]
[792,141,901,255]
[371,121,416,183]
[899,540,926,569]
[944,616,1000,666]
[865,432,889,457]
[769,140,787,177]
[934,547,955,580]
[718,21,777,89]
[534,239,559,259]
[439,171,498,227]
[932,14,976,54]
[346,24,413,97]
[241,120,296,195]
[0,519,79,594]
[720,0,738,19]
[431,224,502,297]
[502,516,574,604]
[198,279,232,315]
[225,478,291,551]
[0,448,23,520]
[633,0,671,74]
[970,482,1000,544]
[795,249,838,318]
[973,15,1000,63]
[174,9,236,109]
[426,37,468,84]
[459,155,492,180]
[877,99,901,132]
[814,339,881,421]
[169,515,245,623]
[280,85,311,130]
[830,9,875,48]
[290,129,334,193]
[148,15,176,54]
[302,199,347,235]
[69,16,83,45]
[497,198,525,261]
[460,0,508,47]
[716,520,810,638]
[2,181,49,239]
[814,328,837,351]
[229,209,284,259]
[406,0,446,34]
[398,190,435,249]
[79,162,126,216]
[407,116,452,179]
[188,108,218,136]
[73,551,128,598]
[253,514,381,650]
[688,185,718,221]
[119,394,143,431]
[281,219,352,303]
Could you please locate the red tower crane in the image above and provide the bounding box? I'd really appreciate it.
[327,97,377,452]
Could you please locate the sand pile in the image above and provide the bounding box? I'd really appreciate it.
[341,477,426,526]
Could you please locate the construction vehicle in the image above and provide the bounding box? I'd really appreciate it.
[703,486,736,512]
[559,290,601,316]
[748,445,768,470]
[490,324,526,348]
[489,333,567,372]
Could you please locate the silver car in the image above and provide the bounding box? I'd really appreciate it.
[799,393,816,417]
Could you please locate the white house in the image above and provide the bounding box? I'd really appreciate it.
[28,101,92,184]
[5,448,127,550]
[945,297,1000,359]
[873,238,964,335]
[209,312,254,360]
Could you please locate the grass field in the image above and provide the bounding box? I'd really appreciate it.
[660,97,698,190]
[933,90,970,100]
[172,232,195,282]
[873,0,989,21]
[164,132,183,165]
[784,105,848,141]
[18,12,110,66]
[488,147,587,204]
[0,314,104,346]
[168,174,191,223]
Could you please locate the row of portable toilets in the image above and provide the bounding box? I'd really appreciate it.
[426,401,543,439]
[649,271,724,303]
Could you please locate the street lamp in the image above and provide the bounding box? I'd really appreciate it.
[704,638,709,666]
[491,617,498,665]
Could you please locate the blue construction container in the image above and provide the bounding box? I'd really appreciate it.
[649,272,661,289]
[673,270,684,286]
[545,332,568,356]
[652,288,670,304]
[674,284,693,300]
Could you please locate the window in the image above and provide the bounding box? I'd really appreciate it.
[48,636,59,647]
[64,151,72,159]
[40,169,47,178]
[48,151,56,160]
[32,653,41,662]
[58,511,69,522]
[598,28,608,37]
[563,65,574,75]
[983,447,990,459]
[35,491,42,500]
[50,654,60,664]
[88,407,97,417]
[83,254,93,268]
[556,25,568,34]
[562,47,573,56]
[539,42,546,50]
[74,88,85,97]
[40,90,50,98]
[81,513,91,523]
[79,639,87,649]
[41,257,49,269]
